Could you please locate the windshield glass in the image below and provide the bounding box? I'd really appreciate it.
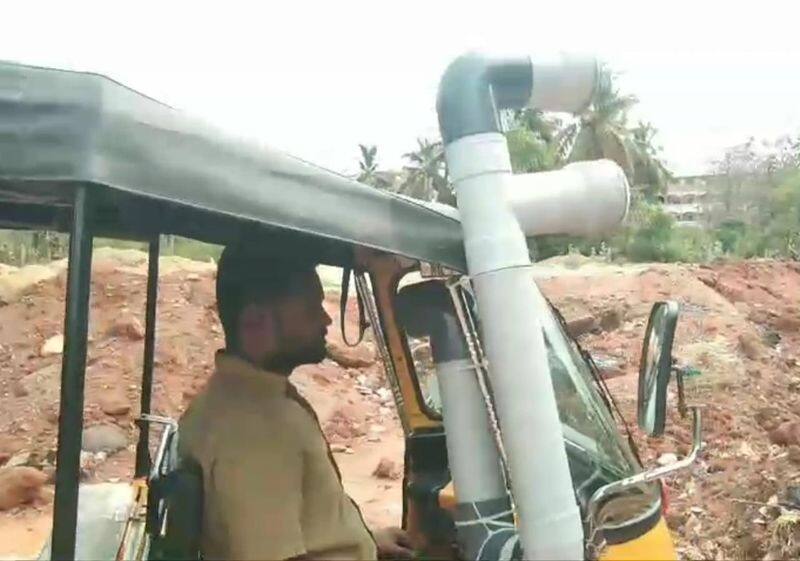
[402,278,640,489]
[530,288,637,478]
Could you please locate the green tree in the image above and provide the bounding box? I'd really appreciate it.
[357,144,391,189]
[557,65,639,180]
[506,109,562,173]
[765,170,800,258]
[399,138,456,205]
[630,121,671,200]
[713,138,760,215]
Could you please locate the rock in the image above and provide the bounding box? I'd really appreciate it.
[0,467,47,510]
[98,394,131,417]
[763,330,782,348]
[599,307,624,332]
[369,424,387,435]
[11,381,28,398]
[593,356,624,379]
[0,435,22,457]
[769,421,800,447]
[186,273,201,281]
[566,314,598,338]
[40,334,64,356]
[42,466,56,484]
[0,453,9,467]
[787,446,800,465]
[107,315,145,340]
[324,408,365,441]
[18,364,60,406]
[43,405,59,425]
[79,451,96,479]
[326,341,374,369]
[696,271,718,289]
[378,406,392,417]
[774,308,800,332]
[375,388,393,403]
[738,332,765,361]
[82,425,128,454]
[5,451,32,468]
[657,453,678,466]
[372,458,401,480]
[755,406,781,431]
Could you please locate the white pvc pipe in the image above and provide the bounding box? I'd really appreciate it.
[445,132,584,561]
[528,53,597,113]
[505,159,630,238]
[436,359,506,503]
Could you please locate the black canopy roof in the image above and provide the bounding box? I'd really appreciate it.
[0,61,467,270]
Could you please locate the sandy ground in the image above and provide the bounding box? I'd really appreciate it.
[1,250,800,559]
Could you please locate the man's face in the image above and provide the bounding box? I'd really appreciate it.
[273,272,332,366]
[239,271,332,371]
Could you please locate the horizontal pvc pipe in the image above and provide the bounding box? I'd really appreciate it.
[528,53,597,113]
[505,159,630,237]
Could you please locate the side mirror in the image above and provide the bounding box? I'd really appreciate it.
[590,300,704,536]
[637,301,679,437]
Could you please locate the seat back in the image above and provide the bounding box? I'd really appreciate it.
[147,428,204,560]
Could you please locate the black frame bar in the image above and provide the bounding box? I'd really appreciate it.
[51,186,94,561]
[135,237,160,477]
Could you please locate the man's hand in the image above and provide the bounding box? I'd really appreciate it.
[373,527,415,560]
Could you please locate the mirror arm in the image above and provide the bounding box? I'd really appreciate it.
[586,407,702,530]
[672,365,688,418]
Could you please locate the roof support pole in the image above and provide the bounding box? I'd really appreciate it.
[135,236,160,478]
[51,185,94,561]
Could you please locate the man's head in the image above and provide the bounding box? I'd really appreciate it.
[216,245,332,373]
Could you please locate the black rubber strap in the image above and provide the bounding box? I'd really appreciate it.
[340,268,366,347]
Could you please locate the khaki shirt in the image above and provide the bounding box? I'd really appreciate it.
[179,353,377,560]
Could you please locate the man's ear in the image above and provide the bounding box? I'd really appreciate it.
[239,302,278,347]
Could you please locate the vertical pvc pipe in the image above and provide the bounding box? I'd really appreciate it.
[445,133,584,560]
[135,237,160,478]
[51,185,94,561]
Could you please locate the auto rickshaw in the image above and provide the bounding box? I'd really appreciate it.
[0,53,699,560]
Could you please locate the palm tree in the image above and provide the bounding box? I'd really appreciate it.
[506,109,563,173]
[399,138,456,205]
[356,144,393,190]
[629,121,671,200]
[558,64,638,180]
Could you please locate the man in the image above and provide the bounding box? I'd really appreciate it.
[179,245,414,560]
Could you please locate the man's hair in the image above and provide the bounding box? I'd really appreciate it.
[216,244,317,349]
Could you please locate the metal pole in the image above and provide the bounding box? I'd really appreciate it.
[135,237,160,477]
[51,186,94,561]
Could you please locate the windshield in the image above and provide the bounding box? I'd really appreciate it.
[402,278,643,499]
[530,288,637,478]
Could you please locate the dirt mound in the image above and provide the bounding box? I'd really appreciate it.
[0,467,47,511]
[538,259,800,559]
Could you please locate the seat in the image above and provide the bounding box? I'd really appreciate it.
[147,430,204,561]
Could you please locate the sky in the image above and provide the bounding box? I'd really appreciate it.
[3,0,800,177]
